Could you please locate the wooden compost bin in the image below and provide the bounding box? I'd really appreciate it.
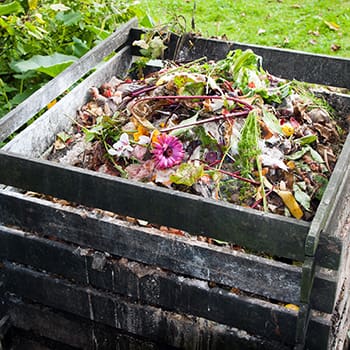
[1,18,350,349]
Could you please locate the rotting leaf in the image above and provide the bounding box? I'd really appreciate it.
[275,189,303,219]
[293,183,311,211]
[170,163,204,187]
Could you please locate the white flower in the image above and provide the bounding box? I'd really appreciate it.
[137,135,150,145]
[108,133,133,158]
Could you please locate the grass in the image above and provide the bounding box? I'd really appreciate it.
[137,0,350,57]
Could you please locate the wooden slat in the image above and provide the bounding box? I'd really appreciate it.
[0,225,337,315]
[0,262,299,348]
[0,18,138,143]
[0,151,310,262]
[2,300,170,350]
[130,29,350,89]
[1,298,287,350]
[0,198,304,306]
[3,45,133,158]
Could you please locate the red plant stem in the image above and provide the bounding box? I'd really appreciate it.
[161,110,250,133]
[205,166,260,186]
[251,187,274,209]
[130,85,157,97]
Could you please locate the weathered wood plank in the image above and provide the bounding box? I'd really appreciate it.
[2,300,164,350]
[0,151,310,262]
[0,190,308,305]
[0,225,337,315]
[0,18,138,143]
[0,262,299,348]
[3,45,133,158]
[1,298,289,350]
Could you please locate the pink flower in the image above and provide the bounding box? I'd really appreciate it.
[152,134,184,169]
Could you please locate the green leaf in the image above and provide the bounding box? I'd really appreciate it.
[10,53,78,77]
[57,131,71,143]
[55,11,82,26]
[313,174,328,200]
[0,1,24,16]
[262,108,283,135]
[308,147,324,163]
[295,134,318,145]
[170,113,199,137]
[139,13,155,28]
[85,25,110,40]
[182,81,205,96]
[170,163,204,186]
[286,147,308,160]
[293,183,311,211]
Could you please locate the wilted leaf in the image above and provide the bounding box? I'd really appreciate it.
[295,134,317,145]
[275,189,303,219]
[313,175,328,200]
[262,109,283,135]
[170,163,204,186]
[293,183,311,211]
[57,131,71,143]
[308,147,324,163]
[286,148,308,160]
[324,20,340,31]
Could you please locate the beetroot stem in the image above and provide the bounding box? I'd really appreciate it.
[161,110,250,133]
[205,166,260,186]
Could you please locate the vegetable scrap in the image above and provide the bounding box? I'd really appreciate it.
[61,49,347,221]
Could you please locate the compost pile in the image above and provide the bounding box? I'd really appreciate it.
[61,49,345,221]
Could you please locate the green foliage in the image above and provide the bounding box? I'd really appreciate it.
[170,163,204,186]
[0,0,139,118]
[237,111,261,177]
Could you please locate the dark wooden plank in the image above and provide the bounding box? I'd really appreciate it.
[0,152,310,262]
[3,301,164,350]
[169,32,350,89]
[0,262,297,349]
[0,18,138,143]
[0,224,338,316]
[1,298,288,350]
[0,192,306,305]
[3,45,133,158]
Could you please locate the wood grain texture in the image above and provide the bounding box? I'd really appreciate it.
[0,152,311,262]
[3,45,133,158]
[0,262,297,349]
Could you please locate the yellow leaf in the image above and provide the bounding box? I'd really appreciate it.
[281,123,294,137]
[47,99,57,109]
[285,304,300,311]
[28,0,38,10]
[275,190,303,219]
[324,20,340,31]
